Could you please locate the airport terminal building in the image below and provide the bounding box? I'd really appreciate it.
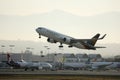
[0,50,103,63]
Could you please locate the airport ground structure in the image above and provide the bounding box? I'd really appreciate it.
[0,50,120,63]
[0,49,120,69]
[0,50,103,63]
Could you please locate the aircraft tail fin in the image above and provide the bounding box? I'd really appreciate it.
[6,53,11,66]
[91,33,100,46]
[7,53,11,63]
[6,53,21,68]
[91,33,106,46]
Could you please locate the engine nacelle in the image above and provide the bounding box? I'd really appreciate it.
[63,38,71,43]
[47,38,57,43]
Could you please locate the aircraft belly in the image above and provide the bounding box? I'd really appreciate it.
[72,42,85,49]
[41,31,85,49]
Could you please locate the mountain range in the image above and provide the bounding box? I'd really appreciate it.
[0,10,120,43]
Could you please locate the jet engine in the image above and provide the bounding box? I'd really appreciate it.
[47,38,57,43]
[63,38,71,43]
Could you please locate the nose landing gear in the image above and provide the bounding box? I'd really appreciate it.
[39,34,41,38]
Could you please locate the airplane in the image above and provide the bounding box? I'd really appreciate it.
[88,62,113,71]
[63,62,89,70]
[62,58,113,70]
[36,27,106,50]
[6,53,52,71]
[106,62,120,70]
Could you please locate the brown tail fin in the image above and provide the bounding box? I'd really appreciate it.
[91,33,100,46]
[7,53,11,62]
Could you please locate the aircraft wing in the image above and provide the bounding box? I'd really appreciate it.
[71,39,96,50]
[70,34,106,50]
[70,39,90,43]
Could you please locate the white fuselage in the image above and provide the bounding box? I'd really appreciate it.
[16,61,52,70]
[36,27,86,49]
[63,62,88,69]
[90,62,113,70]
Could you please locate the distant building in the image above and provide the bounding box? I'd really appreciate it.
[88,54,102,58]
[0,51,32,62]
[76,53,88,62]
[0,51,104,63]
[88,54,103,62]
[114,55,120,62]
[63,53,78,62]
[32,53,63,63]
[0,53,7,62]
[76,53,88,58]
[53,53,64,63]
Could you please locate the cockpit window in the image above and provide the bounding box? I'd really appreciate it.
[38,28,42,29]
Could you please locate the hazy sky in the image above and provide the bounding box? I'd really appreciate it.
[0,0,120,43]
[0,0,120,57]
[0,0,120,16]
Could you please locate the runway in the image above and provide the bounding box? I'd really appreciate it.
[0,69,120,80]
[0,69,120,76]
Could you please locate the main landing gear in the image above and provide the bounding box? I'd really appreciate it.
[59,43,73,48]
[39,34,41,38]
[68,45,73,48]
[59,43,63,48]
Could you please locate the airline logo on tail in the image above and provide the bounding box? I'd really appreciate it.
[6,53,20,68]
[6,53,53,71]
[36,27,106,50]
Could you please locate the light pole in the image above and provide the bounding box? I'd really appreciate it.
[40,51,43,56]
[1,45,5,53]
[47,47,50,62]
[9,45,15,53]
[31,48,34,54]
[26,47,33,53]
[59,47,64,69]
[44,46,51,62]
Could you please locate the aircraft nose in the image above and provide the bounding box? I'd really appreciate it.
[36,28,39,33]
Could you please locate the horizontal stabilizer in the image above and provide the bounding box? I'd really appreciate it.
[95,46,106,48]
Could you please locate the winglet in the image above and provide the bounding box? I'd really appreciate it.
[99,34,106,40]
